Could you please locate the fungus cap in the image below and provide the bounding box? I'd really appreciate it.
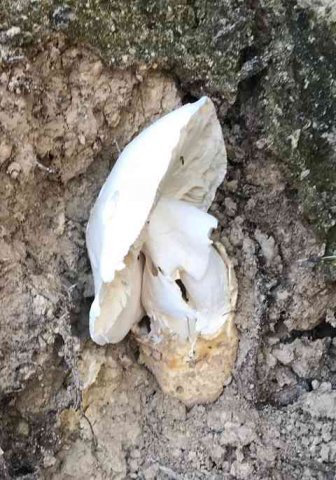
[86,97,227,345]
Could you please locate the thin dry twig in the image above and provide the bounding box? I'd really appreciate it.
[35,159,56,174]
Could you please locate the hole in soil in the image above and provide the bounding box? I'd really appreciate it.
[270,379,312,408]
[9,458,34,476]
[53,333,64,353]
[283,319,336,344]
[70,297,92,339]
[181,93,199,104]
[238,45,259,69]
[138,316,151,334]
[238,69,267,100]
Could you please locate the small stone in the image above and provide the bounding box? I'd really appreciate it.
[320,444,330,463]
[142,463,159,480]
[7,161,21,179]
[272,346,294,365]
[255,137,268,149]
[326,309,336,327]
[43,453,57,468]
[211,445,225,461]
[128,459,139,472]
[322,428,332,443]
[319,382,332,392]
[17,419,29,436]
[52,5,76,28]
[0,143,12,165]
[329,442,336,462]
[254,229,276,264]
[130,449,141,459]
[226,179,238,192]
[300,169,310,180]
[224,197,237,217]
[6,26,21,38]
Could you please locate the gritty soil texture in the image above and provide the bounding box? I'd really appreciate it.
[0,1,336,480]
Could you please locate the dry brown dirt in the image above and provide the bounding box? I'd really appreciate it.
[0,37,336,480]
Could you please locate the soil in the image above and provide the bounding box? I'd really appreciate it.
[0,11,336,480]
